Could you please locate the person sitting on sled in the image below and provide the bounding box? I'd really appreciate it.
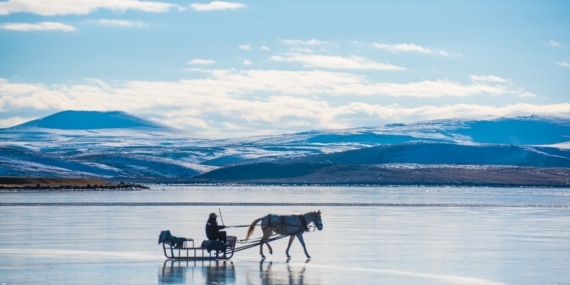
[205,212,226,243]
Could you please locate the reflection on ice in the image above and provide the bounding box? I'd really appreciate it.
[159,261,186,284]
[159,260,236,284]
[203,261,236,284]
[157,258,504,285]
[255,259,313,285]
[158,259,313,285]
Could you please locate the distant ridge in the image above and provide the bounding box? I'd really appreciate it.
[1,112,569,186]
[452,115,570,145]
[10,110,171,130]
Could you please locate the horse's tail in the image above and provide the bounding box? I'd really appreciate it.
[245,217,263,241]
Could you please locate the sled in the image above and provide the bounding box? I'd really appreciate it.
[161,235,237,260]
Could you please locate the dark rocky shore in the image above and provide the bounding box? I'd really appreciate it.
[189,164,570,187]
[0,177,149,190]
[2,165,568,190]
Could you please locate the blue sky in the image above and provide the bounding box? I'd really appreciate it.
[1,0,569,138]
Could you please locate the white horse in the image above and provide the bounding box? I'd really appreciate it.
[245,210,323,259]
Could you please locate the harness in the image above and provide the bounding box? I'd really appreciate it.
[299,214,308,231]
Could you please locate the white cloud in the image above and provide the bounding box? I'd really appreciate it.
[375,43,432,54]
[354,79,511,98]
[260,46,270,51]
[280,39,328,46]
[0,116,34,128]
[238,44,251,50]
[516,92,537,98]
[189,1,245,12]
[0,21,75,32]
[548,40,561,47]
[0,70,531,104]
[97,19,146,27]
[470,75,509,83]
[0,76,564,138]
[242,60,253,65]
[555,60,570,67]
[270,54,405,70]
[188,59,215,65]
[378,103,570,122]
[0,0,175,16]
[374,42,460,57]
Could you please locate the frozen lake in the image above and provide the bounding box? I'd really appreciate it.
[1,186,569,285]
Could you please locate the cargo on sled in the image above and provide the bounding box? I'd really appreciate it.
[158,230,237,260]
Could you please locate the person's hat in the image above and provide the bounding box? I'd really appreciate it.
[209,212,217,218]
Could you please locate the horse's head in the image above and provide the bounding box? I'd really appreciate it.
[313,210,323,231]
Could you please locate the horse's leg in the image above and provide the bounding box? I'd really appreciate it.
[285,235,295,258]
[262,228,273,256]
[260,229,274,259]
[259,238,266,259]
[296,233,311,259]
[265,238,273,256]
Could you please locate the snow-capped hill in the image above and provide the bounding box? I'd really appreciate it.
[1,112,569,184]
[234,115,569,148]
[451,115,570,145]
[287,142,570,167]
[9,110,173,131]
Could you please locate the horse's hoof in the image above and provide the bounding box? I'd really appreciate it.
[261,255,266,259]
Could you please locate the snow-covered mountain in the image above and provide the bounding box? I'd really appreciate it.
[10,110,173,131]
[1,110,569,185]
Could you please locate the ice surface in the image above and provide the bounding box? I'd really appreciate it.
[1,186,568,285]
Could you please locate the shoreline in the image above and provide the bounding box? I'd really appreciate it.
[188,165,570,188]
[0,177,149,190]
[2,164,569,190]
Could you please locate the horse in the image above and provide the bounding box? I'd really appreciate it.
[245,210,323,259]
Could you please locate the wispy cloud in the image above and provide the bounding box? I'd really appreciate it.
[548,40,561,47]
[238,44,251,50]
[346,77,520,98]
[188,59,216,65]
[374,42,460,57]
[189,1,246,12]
[270,54,405,70]
[470,75,509,83]
[280,39,329,46]
[0,74,560,138]
[0,75,560,138]
[555,60,570,67]
[97,19,146,28]
[375,43,432,54]
[0,0,175,16]
[0,21,75,32]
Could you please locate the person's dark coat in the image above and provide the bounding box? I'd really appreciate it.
[205,216,226,242]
